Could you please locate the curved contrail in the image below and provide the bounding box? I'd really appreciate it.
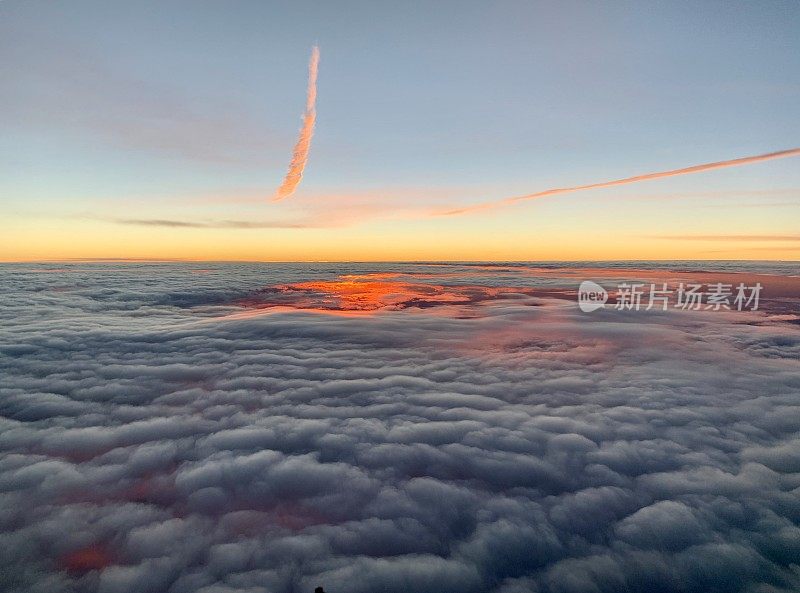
[273,46,320,202]
[439,147,800,216]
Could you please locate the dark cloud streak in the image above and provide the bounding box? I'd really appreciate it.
[114,218,315,229]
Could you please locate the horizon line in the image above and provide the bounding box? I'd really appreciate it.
[2,257,798,264]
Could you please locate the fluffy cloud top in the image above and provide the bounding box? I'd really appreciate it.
[1,262,799,593]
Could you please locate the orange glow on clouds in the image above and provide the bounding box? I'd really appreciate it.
[60,545,114,574]
[207,266,800,322]
[225,273,545,318]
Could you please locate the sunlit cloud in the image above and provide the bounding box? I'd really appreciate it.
[438,148,800,216]
[652,234,800,242]
[273,46,320,202]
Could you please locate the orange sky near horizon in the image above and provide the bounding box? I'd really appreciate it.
[3,210,799,262]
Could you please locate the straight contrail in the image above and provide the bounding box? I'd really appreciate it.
[439,147,800,215]
[273,46,320,202]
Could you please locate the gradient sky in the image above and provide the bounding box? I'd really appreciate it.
[2,0,799,261]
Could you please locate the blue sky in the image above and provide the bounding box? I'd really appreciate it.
[2,0,799,260]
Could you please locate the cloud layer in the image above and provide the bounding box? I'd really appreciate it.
[1,262,799,593]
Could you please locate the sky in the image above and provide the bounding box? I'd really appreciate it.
[1,0,799,261]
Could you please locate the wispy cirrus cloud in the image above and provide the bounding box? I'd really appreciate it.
[438,148,800,216]
[652,234,800,242]
[272,46,320,202]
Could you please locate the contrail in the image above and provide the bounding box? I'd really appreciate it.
[273,46,320,202]
[439,147,800,216]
